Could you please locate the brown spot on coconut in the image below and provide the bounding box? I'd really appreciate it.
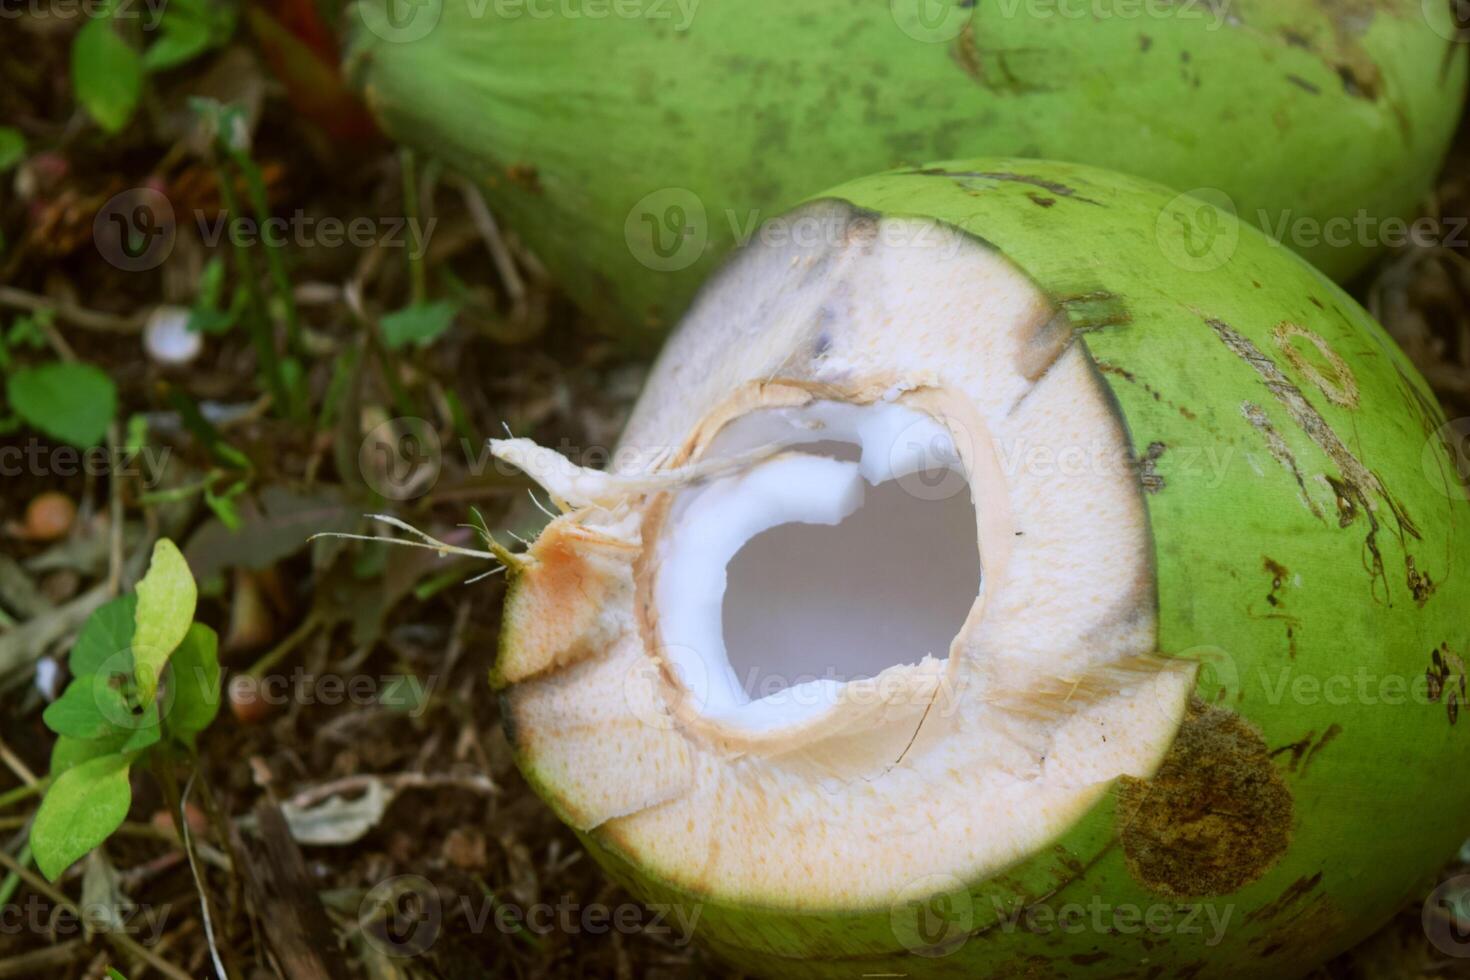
[1118,697,1293,899]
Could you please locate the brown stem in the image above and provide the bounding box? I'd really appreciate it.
[0,848,192,980]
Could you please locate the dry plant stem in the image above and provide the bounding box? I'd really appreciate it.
[0,937,86,978]
[152,754,233,976]
[311,513,517,570]
[180,772,231,980]
[0,736,37,787]
[0,286,145,333]
[0,848,193,980]
[457,177,526,307]
[365,320,418,422]
[0,830,32,910]
[150,752,187,847]
[441,599,472,682]
[35,315,76,362]
[0,801,33,919]
[244,611,323,680]
[188,747,248,920]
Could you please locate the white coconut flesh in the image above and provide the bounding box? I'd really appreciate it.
[654,400,982,732]
[491,203,1198,910]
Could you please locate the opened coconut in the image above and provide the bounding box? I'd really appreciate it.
[489,159,1470,977]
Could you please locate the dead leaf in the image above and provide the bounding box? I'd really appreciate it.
[80,850,126,936]
[185,485,357,582]
[276,778,395,846]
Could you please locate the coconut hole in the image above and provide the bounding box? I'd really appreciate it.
[721,454,980,701]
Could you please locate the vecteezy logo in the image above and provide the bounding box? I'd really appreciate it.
[1423,0,1470,43]
[1423,875,1470,958]
[94,188,176,272]
[359,417,442,501]
[360,874,442,957]
[890,873,974,956]
[624,644,708,731]
[891,0,972,42]
[358,0,443,44]
[889,415,972,503]
[90,647,175,731]
[625,188,708,272]
[1180,644,1239,705]
[1156,188,1239,273]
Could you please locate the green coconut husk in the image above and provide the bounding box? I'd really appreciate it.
[347,0,1467,343]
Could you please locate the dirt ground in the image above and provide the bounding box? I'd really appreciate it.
[0,13,1467,980]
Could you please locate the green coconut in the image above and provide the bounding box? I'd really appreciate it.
[347,0,1466,342]
[486,158,1470,978]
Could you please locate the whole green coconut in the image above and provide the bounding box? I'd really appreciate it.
[349,0,1467,342]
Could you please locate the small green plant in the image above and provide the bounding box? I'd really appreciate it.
[71,0,237,134]
[33,539,220,881]
[4,359,118,448]
[379,300,457,351]
[0,308,118,446]
[186,257,245,337]
[378,147,460,351]
[190,96,305,419]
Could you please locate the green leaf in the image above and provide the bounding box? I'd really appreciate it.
[123,413,149,449]
[379,675,428,714]
[132,539,197,706]
[118,711,161,753]
[166,389,251,469]
[197,255,226,305]
[72,17,143,134]
[380,301,458,350]
[7,315,47,351]
[70,595,138,677]
[50,733,131,777]
[42,677,130,740]
[186,303,237,336]
[7,361,118,448]
[33,754,133,881]
[107,969,129,980]
[0,127,23,171]
[186,261,241,336]
[142,19,211,73]
[46,669,161,747]
[166,623,220,737]
[202,478,246,530]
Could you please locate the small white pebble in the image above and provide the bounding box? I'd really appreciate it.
[144,305,203,366]
[35,656,63,702]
